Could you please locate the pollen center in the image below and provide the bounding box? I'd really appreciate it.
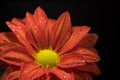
[35,49,60,68]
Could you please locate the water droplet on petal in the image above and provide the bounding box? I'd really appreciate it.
[63,74,71,80]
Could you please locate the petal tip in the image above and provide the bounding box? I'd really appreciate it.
[6,21,10,25]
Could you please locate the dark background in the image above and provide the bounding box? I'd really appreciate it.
[0,0,114,80]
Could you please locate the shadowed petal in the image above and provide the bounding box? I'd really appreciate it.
[50,12,71,49]
[6,70,20,80]
[0,60,8,68]
[20,62,45,80]
[58,53,85,68]
[74,63,101,75]
[77,33,98,48]
[74,48,100,62]
[0,32,18,43]
[0,51,33,66]
[6,22,35,56]
[0,66,19,80]
[59,26,90,54]
[50,67,74,80]
[74,71,93,80]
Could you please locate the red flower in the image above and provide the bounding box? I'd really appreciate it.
[0,7,100,80]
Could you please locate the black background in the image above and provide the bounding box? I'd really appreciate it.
[0,0,114,80]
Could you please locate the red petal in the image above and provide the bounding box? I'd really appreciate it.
[74,71,93,80]
[47,19,55,48]
[6,22,35,56]
[74,48,100,62]
[20,62,45,80]
[50,12,71,49]
[75,63,101,75]
[26,12,47,49]
[12,18,39,50]
[54,12,72,51]
[50,67,73,80]
[0,66,16,80]
[0,51,33,66]
[59,26,90,54]
[47,19,56,35]
[58,53,85,68]
[5,70,20,80]
[33,7,48,49]
[34,7,48,30]
[0,42,19,53]
[77,33,98,48]
[0,32,18,43]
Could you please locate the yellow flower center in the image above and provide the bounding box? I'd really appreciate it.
[35,49,60,68]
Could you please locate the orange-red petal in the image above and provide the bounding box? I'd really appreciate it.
[12,18,39,50]
[47,19,56,48]
[5,70,20,80]
[20,62,45,80]
[58,53,85,68]
[0,66,18,80]
[6,22,35,56]
[50,12,71,49]
[33,7,48,49]
[34,7,48,30]
[59,26,90,54]
[47,19,56,35]
[77,33,98,48]
[50,67,74,80]
[74,63,101,75]
[26,12,47,49]
[0,32,18,43]
[74,48,100,62]
[0,51,33,66]
[54,12,72,51]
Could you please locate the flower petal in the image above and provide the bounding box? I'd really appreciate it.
[6,22,35,56]
[33,7,48,49]
[77,33,98,48]
[47,19,56,36]
[58,53,85,68]
[6,70,20,80]
[50,12,71,49]
[20,62,45,80]
[0,32,18,43]
[26,12,47,49]
[74,48,100,62]
[34,7,48,30]
[74,63,101,75]
[0,51,33,66]
[0,67,12,80]
[54,12,72,51]
[59,26,90,54]
[0,42,18,54]
[47,19,55,48]
[12,18,39,50]
[74,71,93,80]
[50,67,73,80]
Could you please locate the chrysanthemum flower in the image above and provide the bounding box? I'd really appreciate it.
[0,7,100,80]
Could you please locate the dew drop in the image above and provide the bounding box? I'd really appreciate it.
[63,74,71,80]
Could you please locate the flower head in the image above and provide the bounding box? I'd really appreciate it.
[0,7,100,80]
